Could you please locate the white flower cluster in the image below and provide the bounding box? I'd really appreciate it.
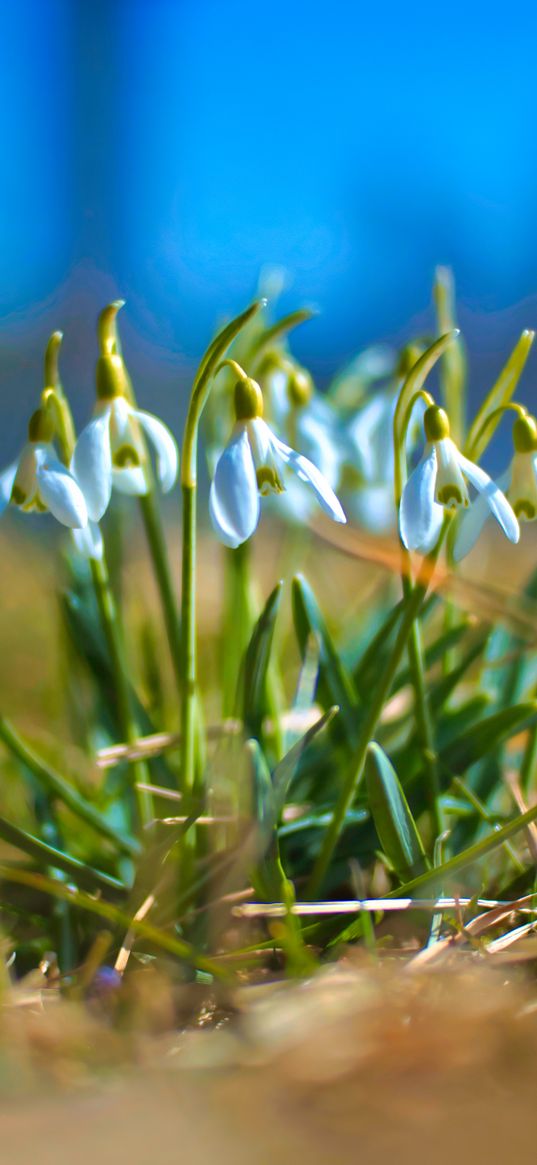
[1,305,535,566]
[0,317,179,559]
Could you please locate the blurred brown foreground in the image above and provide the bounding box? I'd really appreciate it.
[2,957,537,1165]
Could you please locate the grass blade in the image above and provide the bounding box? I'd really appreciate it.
[0,815,125,894]
[242,581,283,742]
[0,717,140,857]
[292,574,358,746]
[365,743,429,881]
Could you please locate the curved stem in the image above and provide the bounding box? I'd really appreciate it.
[249,308,315,368]
[217,358,249,382]
[179,300,264,812]
[392,330,459,510]
[464,329,534,461]
[42,332,76,465]
[101,304,185,701]
[466,401,527,461]
[401,389,434,446]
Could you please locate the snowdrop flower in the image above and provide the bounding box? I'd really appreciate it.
[72,345,178,522]
[338,343,427,534]
[399,405,519,555]
[328,345,396,411]
[341,387,425,534]
[209,373,346,548]
[454,413,537,561]
[0,408,87,528]
[259,354,342,522]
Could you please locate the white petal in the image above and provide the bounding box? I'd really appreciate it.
[270,434,346,523]
[457,452,519,544]
[452,496,491,562]
[246,417,273,468]
[274,474,315,525]
[112,466,148,495]
[399,445,444,552]
[109,398,146,475]
[109,396,135,444]
[347,394,390,481]
[36,457,88,528]
[72,519,103,560]
[405,395,427,455]
[72,410,112,521]
[297,411,341,488]
[435,438,469,507]
[132,409,179,493]
[453,469,510,561]
[209,424,260,547]
[264,367,290,425]
[0,458,19,515]
[12,444,39,508]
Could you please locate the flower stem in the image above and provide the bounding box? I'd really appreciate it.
[387,333,458,848]
[179,300,264,813]
[402,570,442,837]
[90,554,153,829]
[102,302,184,700]
[180,481,197,801]
[307,541,443,899]
[441,520,458,678]
[221,541,257,716]
[433,266,466,447]
[139,489,183,694]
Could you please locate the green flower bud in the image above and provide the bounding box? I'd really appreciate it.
[96,352,130,400]
[513,414,537,453]
[424,405,450,442]
[257,349,284,380]
[28,408,55,444]
[396,341,425,380]
[287,364,313,408]
[234,377,264,421]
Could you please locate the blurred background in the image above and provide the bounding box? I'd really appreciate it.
[1,0,536,455]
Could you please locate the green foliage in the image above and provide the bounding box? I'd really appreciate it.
[1,274,537,992]
[365,742,429,882]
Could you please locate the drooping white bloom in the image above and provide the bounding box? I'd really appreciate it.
[259,355,343,523]
[347,390,396,483]
[399,405,519,555]
[340,384,425,534]
[454,413,537,561]
[209,374,346,548]
[0,409,88,529]
[73,394,179,522]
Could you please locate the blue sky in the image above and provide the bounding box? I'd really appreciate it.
[1,0,537,411]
